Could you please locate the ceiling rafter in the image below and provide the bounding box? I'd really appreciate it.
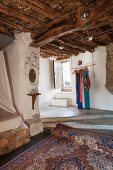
[6,0,61,20]
[100,26,113,43]
[0,0,113,59]
[0,17,30,32]
[26,0,61,19]
[49,41,84,54]
[0,3,42,24]
[31,12,77,40]
[40,49,70,60]
[41,49,72,59]
[0,25,13,36]
[42,44,78,56]
[30,0,113,47]
[58,36,93,52]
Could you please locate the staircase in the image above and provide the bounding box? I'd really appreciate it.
[51,91,72,107]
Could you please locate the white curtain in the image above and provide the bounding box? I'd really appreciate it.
[0,51,16,113]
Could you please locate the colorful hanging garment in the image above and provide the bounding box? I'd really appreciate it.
[80,70,83,103]
[83,68,90,110]
[76,72,83,109]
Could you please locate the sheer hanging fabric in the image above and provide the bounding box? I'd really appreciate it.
[0,51,16,113]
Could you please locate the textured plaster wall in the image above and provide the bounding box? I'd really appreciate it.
[6,33,40,120]
[71,46,113,111]
[105,43,113,94]
[39,58,60,107]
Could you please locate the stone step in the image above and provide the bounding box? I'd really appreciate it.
[51,98,72,107]
[64,122,113,130]
[42,113,113,123]
[54,91,72,99]
[43,120,113,131]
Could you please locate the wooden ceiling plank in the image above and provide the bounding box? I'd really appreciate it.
[30,0,113,47]
[55,34,93,52]
[73,31,97,50]
[56,39,86,52]
[31,12,77,40]
[48,42,82,54]
[0,25,13,36]
[11,0,60,19]
[92,39,106,46]
[30,24,77,47]
[0,18,30,32]
[53,40,85,53]
[41,48,68,56]
[100,26,113,43]
[42,46,72,56]
[0,3,41,24]
[42,45,78,56]
[41,49,70,60]
[26,0,61,19]
[41,50,63,57]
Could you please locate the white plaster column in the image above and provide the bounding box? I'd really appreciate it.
[6,33,43,136]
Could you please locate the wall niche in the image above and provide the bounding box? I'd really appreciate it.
[106,43,113,94]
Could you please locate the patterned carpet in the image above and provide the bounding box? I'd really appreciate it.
[1,124,113,170]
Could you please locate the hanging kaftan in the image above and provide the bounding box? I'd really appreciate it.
[83,69,90,110]
[76,72,83,109]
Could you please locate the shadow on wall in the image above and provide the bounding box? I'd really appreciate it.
[0,33,14,51]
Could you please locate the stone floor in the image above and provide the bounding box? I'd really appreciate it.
[40,106,113,130]
[40,106,113,118]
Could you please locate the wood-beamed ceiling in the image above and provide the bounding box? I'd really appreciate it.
[0,0,113,60]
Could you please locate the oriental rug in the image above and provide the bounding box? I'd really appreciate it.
[1,124,113,170]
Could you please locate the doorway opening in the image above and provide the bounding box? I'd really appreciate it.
[62,61,72,91]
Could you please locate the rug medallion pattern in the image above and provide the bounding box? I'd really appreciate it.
[1,124,113,170]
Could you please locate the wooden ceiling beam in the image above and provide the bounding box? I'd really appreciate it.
[53,40,85,53]
[42,45,78,56]
[10,0,60,19]
[49,42,82,54]
[0,25,13,36]
[0,18,30,32]
[41,49,67,57]
[30,24,77,47]
[57,38,80,51]
[30,0,113,47]
[26,0,61,19]
[100,26,113,43]
[41,48,70,57]
[41,50,70,60]
[31,12,77,40]
[42,47,72,56]
[57,56,71,60]
[40,50,58,58]
[0,3,41,24]
[59,36,93,52]
[92,39,106,46]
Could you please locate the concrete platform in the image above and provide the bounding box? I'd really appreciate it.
[40,106,113,130]
[40,106,113,119]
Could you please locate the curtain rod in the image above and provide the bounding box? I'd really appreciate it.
[72,63,96,74]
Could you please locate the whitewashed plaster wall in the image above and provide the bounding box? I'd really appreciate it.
[39,58,60,107]
[71,46,113,111]
[6,33,40,120]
